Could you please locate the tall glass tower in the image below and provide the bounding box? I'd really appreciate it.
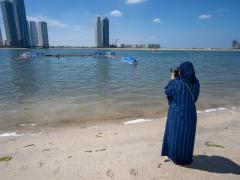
[95,16,102,48]
[0,0,18,47]
[13,0,30,47]
[37,21,49,48]
[102,17,109,48]
[29,21,38,47]
[0,27,3,47]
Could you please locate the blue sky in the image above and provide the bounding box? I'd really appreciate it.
[0,0,240,48]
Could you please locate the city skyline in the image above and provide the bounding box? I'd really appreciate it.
[0,0,49,48]
[0,0,240,48]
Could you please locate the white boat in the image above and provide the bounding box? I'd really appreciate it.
[15,52,45,60]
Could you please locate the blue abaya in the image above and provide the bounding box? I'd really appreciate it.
[161,61,200,165]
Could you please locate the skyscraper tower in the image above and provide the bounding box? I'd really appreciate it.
[102,17,109,48]
[37,21,49,48]
[28,21,38,47]
[0,0,18,47]
[0,27,3,47]
[13,0,30,47]
[95,16,102,48]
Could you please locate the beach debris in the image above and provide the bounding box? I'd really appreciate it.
[0,156,12,162]
[114,133,118,135]
[130,169,138,177]
[98,132,103,135]
[224,127,229,130]
[49,142,54,145]
[96,134,102,138]
[157,163,162,168]
[85,150,93,153]
[96,148,106,152]
[68,156,72,159]
[106,169,114,178]
[205,141,225,148]
[25,144,35,147]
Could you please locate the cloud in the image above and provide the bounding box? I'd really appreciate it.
[198,14,211,20]
[126,0,146,4]
[27,15,69,28]
[110,10,123,17]
[27,15,81,31]
[152,18,161,23]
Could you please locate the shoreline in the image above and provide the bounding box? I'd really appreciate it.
[1,47,240,52]
[0,108,240,179]
[0,106,238,136]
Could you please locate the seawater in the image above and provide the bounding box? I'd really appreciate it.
[0,48,240,131]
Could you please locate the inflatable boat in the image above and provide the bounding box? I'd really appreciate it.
[121,56,138,65]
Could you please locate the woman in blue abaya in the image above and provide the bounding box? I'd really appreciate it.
[161,61,200,165]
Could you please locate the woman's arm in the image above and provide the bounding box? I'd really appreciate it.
[165,80,178,99]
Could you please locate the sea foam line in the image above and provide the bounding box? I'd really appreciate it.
[197,107,228,114]
[124,119,152,125]
[0,132,24,138]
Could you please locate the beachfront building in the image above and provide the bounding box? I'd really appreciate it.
[37,21,49,48]
[95,16,102,48]
[148,44,161,49]
[0,0,18,47]
[102,17,109,48]
[28,21,38,47]
[12,0,30,47]
[0,27,3,47]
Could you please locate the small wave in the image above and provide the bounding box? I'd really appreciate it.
[124,119,152,125]
[0,132,24,138]
[197,107,228,114]
[19,123,37,127]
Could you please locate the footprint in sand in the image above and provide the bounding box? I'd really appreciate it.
[39,162,45,168]
[95,148,106,152]
[85,150,93,153]
[130,169,138,177]
[106,169,114,178]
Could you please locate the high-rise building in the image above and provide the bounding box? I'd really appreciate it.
[232,40,240,49]
[28,21,38,47]
[0,0,18,47]
[0,27,3,47]
[95,16,102,48]
[13,0,30,47]
[102,17,109,48]
[37,21,49,48]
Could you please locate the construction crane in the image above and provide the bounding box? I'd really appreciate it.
[110,38,120,47]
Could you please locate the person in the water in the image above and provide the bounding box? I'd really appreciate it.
[161,61,200,165]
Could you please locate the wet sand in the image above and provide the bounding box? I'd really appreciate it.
[0,109,240,180]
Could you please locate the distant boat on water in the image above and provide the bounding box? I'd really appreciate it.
[94,51,117,58]
[14,52,45,60]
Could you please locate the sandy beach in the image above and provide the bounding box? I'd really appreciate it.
[0,108,239,180]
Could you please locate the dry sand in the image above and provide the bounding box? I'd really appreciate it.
[0,109,240,180]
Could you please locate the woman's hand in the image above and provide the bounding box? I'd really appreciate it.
[171,72,176,80]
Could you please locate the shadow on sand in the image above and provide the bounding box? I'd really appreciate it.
[185,155,240,175]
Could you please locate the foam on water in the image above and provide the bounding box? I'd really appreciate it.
[19,123,37,127]
[124,119,152,125]
[0,132,24,138]
[197,107,228,114]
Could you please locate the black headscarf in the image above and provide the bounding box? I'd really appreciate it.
[179,61,197,83]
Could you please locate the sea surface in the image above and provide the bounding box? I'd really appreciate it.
[0,48,240,132]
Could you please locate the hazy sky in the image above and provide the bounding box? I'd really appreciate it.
[0,0,240,48]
